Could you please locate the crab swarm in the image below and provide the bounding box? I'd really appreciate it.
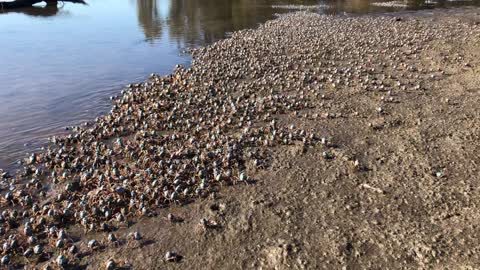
[0,11,478,267]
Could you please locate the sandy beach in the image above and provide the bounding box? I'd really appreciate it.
[0,7,479,269]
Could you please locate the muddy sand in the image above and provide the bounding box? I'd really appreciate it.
[1,7,480,270]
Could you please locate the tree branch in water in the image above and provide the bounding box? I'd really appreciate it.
[0,0,86,10]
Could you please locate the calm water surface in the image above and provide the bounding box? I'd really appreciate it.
[0,0,479,170]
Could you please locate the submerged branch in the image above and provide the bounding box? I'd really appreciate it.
[0,0,86,10]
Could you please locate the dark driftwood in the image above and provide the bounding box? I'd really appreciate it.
[0,0,85,9]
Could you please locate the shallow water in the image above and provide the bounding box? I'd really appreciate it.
[0,0,479,170]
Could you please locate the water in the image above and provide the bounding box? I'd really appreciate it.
[0,0,479,170]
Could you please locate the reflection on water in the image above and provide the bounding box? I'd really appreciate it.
[137,0,163,42]
[0,0,479,170]
[137,0,480,47]
[134,0,301,47]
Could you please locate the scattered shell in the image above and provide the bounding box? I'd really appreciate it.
[88,239,98,248]
[106,259,116,270]
[108,233,117,242]
[165,251,180,262]
[56,255,68,267]
[129,231,142,241]
[69,245,78,254]
[0,9,472,266]
[1,255,10,265]
[33,244,43,255]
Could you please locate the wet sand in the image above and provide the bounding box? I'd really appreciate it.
[0,7,479,269]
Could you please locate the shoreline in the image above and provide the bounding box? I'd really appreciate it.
[0,7,479,269]
[0,5,477,174]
